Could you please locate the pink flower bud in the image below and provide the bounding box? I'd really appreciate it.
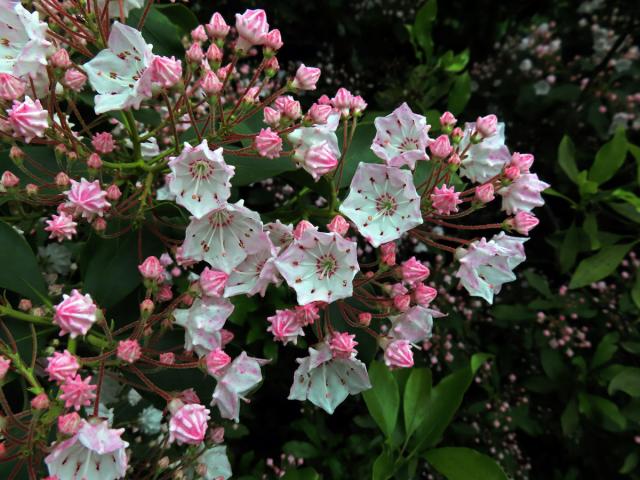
[1,171,19,188]
[503,165,521,180]
[329,332,358,359]
[91,132,115,154]
[264,29,283,50]
[160,352,175,364]
[200,267,228,297]
[138,256,164,281]
[267,309,303,344]
[106,184,122,201]
[331,87,354,117]
[53,290,97,338]
[92,217,107,232]
[206,44,223,63]
[0,73,25,101]
[55,171,69,187]
[263,106,281,127]
[191,25,208,43]
[0,356,10,380]
[211,426,225,444]
[305,142,338,178]
[307,103,332,124]
[476,114,498,137]
[220,329,234,346]
[293,220,315,240]
[380,242,396,266]
[25,183,38,195]
[448,152,461,165]
[186,43,204,63]
[264,56,279,74]
[169,403,210,445]
[384,340,414,369]
[474,183,494,203]
[358,312,372,326]
[18,299,32,311]
[207,12,230,39]
[274,95,302,120]
[200,69,223,95]
[45,350,79,383]
[51,49,72,69]
[117,339,142,364]
[150,56,182,88]
[45,212,77,242]
[291,64,321,91]
[390,283,408,297]
[158,284,173,302]
[140,299,155,314]
[255,128,282,159]
[413,283,437,306]
[8,97,48,143]
[63,69,87,92]
[31,393,49,410]
[451,127,464,142]
[429,134,453,158]
[393,294,411,312]
[402,256,430,283]
[217,63,233,80]
[87,153,102,169]
[351,95,367,115]
[510,152,534,173]
[294,303,319,326]
[235,9,269,51]
[57,412,82,435]
[205,348,231,376]
[508,211,539,235]
[9,146,24,161]
[430,184,462,215]
[327,215,349,236]
[439,111,457,128]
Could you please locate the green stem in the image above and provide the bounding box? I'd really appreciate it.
[123,110,142,161]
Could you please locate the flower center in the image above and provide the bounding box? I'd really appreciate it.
[208,210,233,228]
[375,193,398,216]
[315,254,338,279]
[189,159,214,180]
[399,137,419,151]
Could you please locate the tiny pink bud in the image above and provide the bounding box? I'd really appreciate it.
[327,215,349,236]
[18,299,32,311]
[351,95,367,115]
[508,211,539,235]
[9,146,24,161]
[57,412,82,435]
[138,256,164,281]
[263,106,281,127]
[380,242,396,266]
[510,152,534,173]
[358,312,372,327]
[206,44,223,63]
[393,294,411,312]
[307,103,332,124]
[200,69,223,95]
[87,153,102,169]
[206,12,230,39]
[191,25,208,43]
[254,128,283,159]
[429,134,453,158]
[293,220,315,240]
[200,268,228,297]
[476,114,498,137]
[91,132,115,154]
[413,283,437,306]
[384,340,414,369]
[55,172,70,187]
[51,49,72,69]
[149,56,182,89]
[186,43,204,63]
[264,29,283,50]
[0,356,11,380]
[140,299,155,314]
[160,352,175,364]
[291,64,321,91]
[475,183,495,203]
[117,339,142,364]
[106,184,122,201]
[63,69,87,92]
[92,217,107,232]
[439,111,457,128]
[205,348,231,376]
[401,256,430,283]
[1,171,19,188]
[31,393,49,410]
[329,332,358,359]
[504,165,521,180]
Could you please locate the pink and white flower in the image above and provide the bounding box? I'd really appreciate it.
[371,103,431,170]
[384,340,414,368]
[64,178,110,220]
[92,132,116,154]
[459,122,511,183]
[168,140,235,219]
[148,55,182,88]
[288,113,341,181]
[45,419,129,480]
[275,229,359,305]
[455,232,527,304]
[291,64,321,91]
[169,403,210,445]
[53,290,98,338]
[174,296,234,357]
[205,348,231,376]
[329,332,358,359]
[389,305,443,343]
[430,184,462,215]
[264,220,294,249]
[182,201,264,274]
[117,339,142,363]
[267,309,304,345]
[224,233,280,297]
[254,128,282,159]
[498,173,549,214]
[211,352,267,422]
[0,73,24,101]
[339,162,422,247]
[235,9,269,51]
[7,96,48,143]
[59,374,97,410]
[289,341,370,414]
[45,350,80,383]
[207,12,230,39]
[45,212,77,242]
[83,22,155,114]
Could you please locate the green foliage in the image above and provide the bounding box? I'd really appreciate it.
[424,447,508,480]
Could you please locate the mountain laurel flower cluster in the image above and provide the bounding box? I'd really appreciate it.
[0,3,548,478]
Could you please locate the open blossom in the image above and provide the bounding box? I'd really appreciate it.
[45,350,79,383]
[265,220,294,249]
[498,173,550,214]
[254,128,282,159]
[211,352,267,422]
[401,257,430,284]
[224,233,280,297]
[0,73,25,100]
[329,332,358,359]
[174,297,234,357]
[459,122,511,183]
[0,3,51,86]
[235,9,269,51]
[384,340,414,368]
[7,96,48,143]
[340,162,423,247]
[53,289,98,338]
[45,212,77,242]
[149,55,182,88]
[288,113,340,180]
[389,305,443,343]
[430,184,462,215]
[45,420,128,480]
[83,22,155,114]
[275,229,359,305]
[117,339,142,363]
[292,64,321,90]
[169,403,210,445]
[59,374,97,410]
[289,341,370,414]
[267,309,304,345]
[169,140,235,219]
[455,232,527,304]
[64,178,110,220]
[371,103,430,169]
[182,201,264,274]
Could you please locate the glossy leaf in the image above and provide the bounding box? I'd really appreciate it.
[362,361,400,438]
[425,447,508,480]
[403,367,432,438]
[569,243,636,289]
[558,135,579,183]
[609,367,640,397]
[589,128,627,184]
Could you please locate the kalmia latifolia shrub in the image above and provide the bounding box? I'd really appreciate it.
[0,2,548,478]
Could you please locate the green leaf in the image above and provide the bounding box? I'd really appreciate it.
[362,361,400,438]
[281,467,320,480]
[523,270,552,298]
[629,143,640,183]
[412,0,437,61]
[403,367,432,438]
[609,367,640,397]
[372,449,395,480]
[589,128,628,184]
[582,394,627,430]
[447,72,471,115]
[414,354,490,450]
[558,135,579,183]
[225,153,295,186]
[569,243,636,289]
[0,220,47,302]
[559,223,581,273]
[540,349,569,381]
[561,398,579,436]
[591,332,619,370]
[620,452,639,475]
[425,447,508,480]
[283,441,319,459]
[442,49,469,73]
[128,7,184,58]
[338,120,380,188]
[632,274,640,309]
[155,4,198,33]
[582,213,600,250]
